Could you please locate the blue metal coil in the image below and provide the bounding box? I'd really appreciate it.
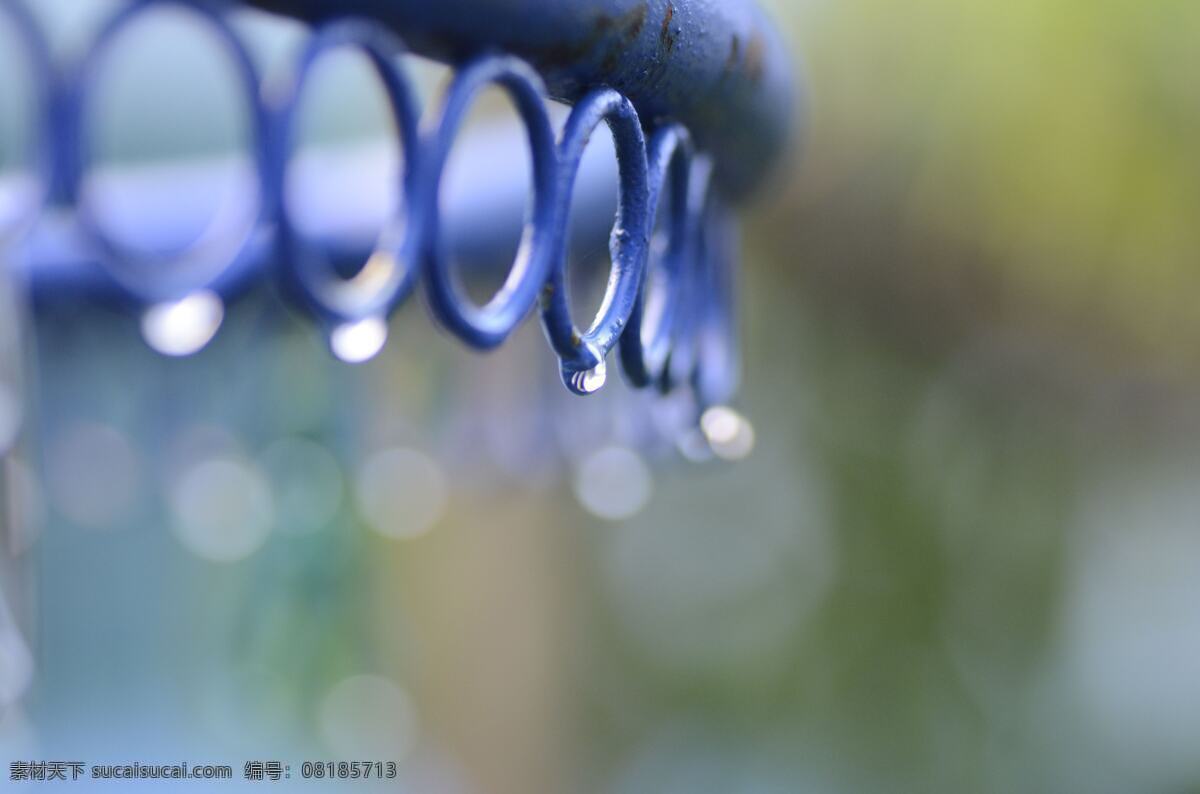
[618,123,692,391]
[271,18,424,326]
[542,87,649,394]
[418,54,560,351]
[0,0,767,445]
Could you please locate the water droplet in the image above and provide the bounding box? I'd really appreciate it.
[700,406,755,461]
[563,345,607,395]
[140,290,224,357]
[330,316,388,364]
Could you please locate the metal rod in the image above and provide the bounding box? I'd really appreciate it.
[244,0,796,200]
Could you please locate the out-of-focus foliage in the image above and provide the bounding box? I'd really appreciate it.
[778,0,1200,369]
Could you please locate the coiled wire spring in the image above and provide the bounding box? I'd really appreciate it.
[0,0,742,432]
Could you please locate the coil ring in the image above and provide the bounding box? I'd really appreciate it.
[270,18,422,326]
[541,89,649,394]
[618,124,693,389]
[418,55,558,350]
[68,0,270,302]
[659,155,716,395]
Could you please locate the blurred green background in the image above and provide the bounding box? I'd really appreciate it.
[3,0,1200,792]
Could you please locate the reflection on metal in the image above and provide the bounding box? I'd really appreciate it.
[0,0,783,455]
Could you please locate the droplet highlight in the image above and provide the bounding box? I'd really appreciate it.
[700,406,756,461]
[563,344,608,395]
[140,290,225,357]
[329,316,388,364]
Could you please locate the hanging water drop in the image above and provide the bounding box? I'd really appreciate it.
[562,350,607,395]
[329,316,388,364]
[140,290,224,357]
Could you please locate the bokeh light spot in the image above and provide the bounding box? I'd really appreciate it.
[356,447,447,539]
[700,406,756,461]
[140,290,224,357]
[258,436,343,535]
[318,674,416,759]
[573,445,653,521]
[169,457,273,562]
[330,316,387,364]
[4,457,43,555]
[45,421,141,530]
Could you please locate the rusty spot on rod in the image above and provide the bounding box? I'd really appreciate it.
[659,3,676,54]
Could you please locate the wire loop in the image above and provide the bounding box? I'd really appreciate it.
[540,89,649,394]
[418,55,558,350]
[270,18,422,326]
[618,124,692,389]
[660,155,715,395]
[691,197,741,409]
[67,0,269,302]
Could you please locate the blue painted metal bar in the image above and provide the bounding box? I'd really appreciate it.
[245,0,796,200]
